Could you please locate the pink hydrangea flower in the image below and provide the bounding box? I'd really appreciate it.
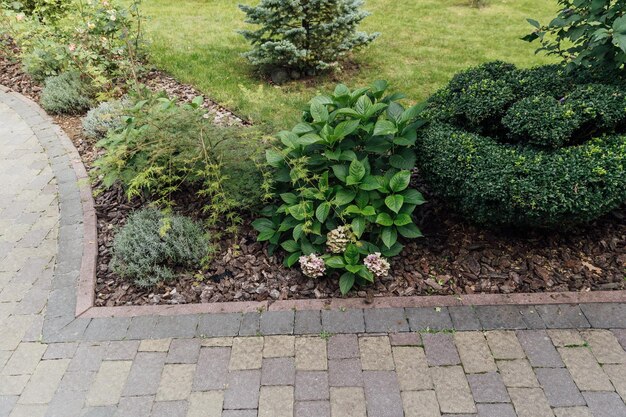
[364,252,390,277]
[68,43,77,52]
[299,253,326,278]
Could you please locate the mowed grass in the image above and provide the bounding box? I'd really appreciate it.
[140,0,557,128]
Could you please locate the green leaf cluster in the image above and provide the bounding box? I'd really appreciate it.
[524,0,626,75]
[253,81,426,294]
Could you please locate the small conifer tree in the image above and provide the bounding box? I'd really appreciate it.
[238,0,378,76]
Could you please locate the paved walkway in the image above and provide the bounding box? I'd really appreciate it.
[1,87,626,417]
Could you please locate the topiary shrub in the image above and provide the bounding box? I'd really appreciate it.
[111,208,211,287]
[40,71,92,114]
[81,98,128,139]
[418,62,626,228]
[238,0,379,79]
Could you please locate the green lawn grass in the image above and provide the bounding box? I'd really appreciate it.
[140,0,557,128]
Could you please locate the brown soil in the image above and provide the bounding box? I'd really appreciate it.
[1,49,624,307]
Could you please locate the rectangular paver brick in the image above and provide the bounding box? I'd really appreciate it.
[294,400,330,417]
[422,333,460,366]
[475,305,527,329]
[364,308,409,333]
[548,329,585,347]
[18,359,69,405]
[330,387,366,417]
[508,387,554,417]
[197,313,241,337]
[359,336,394,370]
[68,343,107,372]
[188,391,223,417]
[485,330,525,359]
[261,358,295,386]
[467,372,510,403]
[223,370,261,410]
[558,347,613,391]
[476,403,517,417]
[604,364,626,402]
[229,337,263,370]
[1,342,47,375]
[389,332,422,346]
[321,309,365,334]
[295,337,327,371]
[263,335,295,358]
[138,338,171,352]
[295,371,329,401]
[392,346,432,391]
[406,307,453,331]
[535,367,585,407]
[580,303,626,328]
[238,312,260,336]
[104,341,139,361]
[328,358,362,387]
[166,339,201,364]
[85,361,133,406]
[431,366,476,414]
[260,311,294,335]
[294,310,321,335]
[581,329,626,364]
[449,306,481,331]
[259,386,293,417]
[43,342,78,360]
[363,371,403,417]
[150,400,188,417]
[122,352,166,396]
[582,391,626,417]
[155,364,196,401]
[193,347,230,391]
[401,390,440,417]
[517,330,564,367]
[454,332,496,373]
[327,334,359,359]
[115,396,153,417]
[536,304,590,329]
[498,359,539,387]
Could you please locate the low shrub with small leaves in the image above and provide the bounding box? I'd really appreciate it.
[40,71,92,114]
[94,91,266,234]
[81,98,128,139]
[419,61,626,228]
[111,208,211,287]
[254,81,426,294]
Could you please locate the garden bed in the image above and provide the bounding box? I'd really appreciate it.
[1,52,624,308]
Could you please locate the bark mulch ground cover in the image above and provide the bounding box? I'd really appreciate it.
[2,50,624,307]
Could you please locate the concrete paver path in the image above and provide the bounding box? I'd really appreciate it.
[1,88,626,417]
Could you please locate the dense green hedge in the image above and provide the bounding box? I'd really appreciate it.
[418,62,626,228]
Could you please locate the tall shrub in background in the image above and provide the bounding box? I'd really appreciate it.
[238,0,379,81]
[524,0,626,74]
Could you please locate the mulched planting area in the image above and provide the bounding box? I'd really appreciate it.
[2,50,624,307]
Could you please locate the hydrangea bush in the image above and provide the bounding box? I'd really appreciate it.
[253,81,426,294]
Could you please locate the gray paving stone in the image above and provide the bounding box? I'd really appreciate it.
[126,316,158,340]
[295,371,329,401]
[0,396,18,417]
[475,305,527,329]
[166,339,201,364]
[81,406,117,417]
[612,329,626,350]
[58,371,96,393]
[294,400,330,417]
[197,313,241,337]
[43,342,78,360]
[364,308,409,333]
[449,306,482,331]
[516,330,564,367]
[123,352,167,396]
[260,311,295,335]
[389,332,422,346]
[467,372,510,403]
[321,309,365,334]
[328,359,363,387]
[115,396,153,417]
[239,312,260,336]
[193,347,230,391]
[68,343,108,372]
[150,400,188,417]
[518,306,546,329]
[422,333,460,366]
[327,334,359,359]
[223,370,261,410]
[476,403,517,417]
[580,303,626,328]
[294,310,321,335]
[362,371,403,417]
[406,307,453,331]
[221,411,258,417]
[261,358,296,386]
[83,318,131,341]
[536,304,590,329]
[582,391,626,417]
[535,367,585,407]
[152,315,198,338]
[104,341,139,361]
[45,391,86,417]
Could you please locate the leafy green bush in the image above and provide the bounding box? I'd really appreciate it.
[419,61,626,228]
[1,0,69,22]
[94,92,265,234]
[238,0,378,76]
[111,208,210,287]
[502,95,580,148]
[40,71,92,114]
[21,39,67,81]
[82,98,128,139]
[253,81,425,294]
[524,0,626,74]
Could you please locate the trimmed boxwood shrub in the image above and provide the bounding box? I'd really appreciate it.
[418,62,626,228]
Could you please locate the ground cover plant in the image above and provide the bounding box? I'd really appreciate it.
[254,81,426,293]
[136,0,556,127]
[419,61,626,228]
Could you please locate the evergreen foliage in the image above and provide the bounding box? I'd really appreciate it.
[238,0,378,75]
